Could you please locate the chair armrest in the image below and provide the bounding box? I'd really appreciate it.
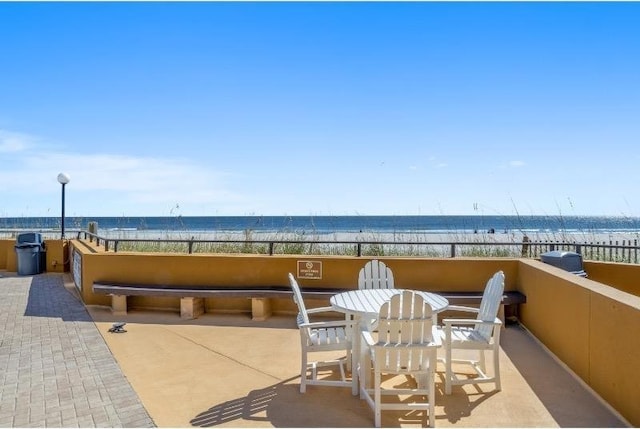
[306,306,338,315]
[300,319,357,329]
[446,305,480,313]
[431,326,442,347]
[361,330,375,347]
[443,317,502,327]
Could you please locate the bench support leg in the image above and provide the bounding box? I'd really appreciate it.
[111,295,128,316]
[251,298,272,321]
[181,297,205,320]
[498,304,506,330]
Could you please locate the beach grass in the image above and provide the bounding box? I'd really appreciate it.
[108,230,526,258]
[2,214,640,263]
[99,227,640,263]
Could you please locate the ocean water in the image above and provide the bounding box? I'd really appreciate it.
[2,215,640,235]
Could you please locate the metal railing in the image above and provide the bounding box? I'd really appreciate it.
[0,229,82,240]
[75,230,640,263]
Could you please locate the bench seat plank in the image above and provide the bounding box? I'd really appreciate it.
[92,283,350,320]
[93,283,346,299]
[92,282,526,322]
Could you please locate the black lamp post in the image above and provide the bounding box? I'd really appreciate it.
[57,173,70,239]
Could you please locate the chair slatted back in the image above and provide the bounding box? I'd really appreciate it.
[288,273,310,326]
[475,271,505,341]
[358,260,395,290]
[375,291,434,372]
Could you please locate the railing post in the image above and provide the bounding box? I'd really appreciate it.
[188,239,194,254]
[450,244,456,258]
[357,243,362,257]
[575,244,582,254]
[105,240,110,252]
[269,242,274,255]
[88,221,97,242]
[114,241,118,252]
[521,235,530,257]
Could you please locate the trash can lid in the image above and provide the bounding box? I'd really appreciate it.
[16,232,44,245]
[540,250,581,258]
[15,243,41,249]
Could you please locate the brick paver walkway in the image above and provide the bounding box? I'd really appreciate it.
[0,273,154,428]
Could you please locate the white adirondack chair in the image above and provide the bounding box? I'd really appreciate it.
[288,273,356,393]
[358,259,395,290]
[360,290,440,428]
[438,271,505,395]
[356,260,395,330]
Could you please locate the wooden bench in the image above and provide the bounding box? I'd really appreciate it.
[436,291,527,325]
[92,282,526,323]
[92,283,349,321]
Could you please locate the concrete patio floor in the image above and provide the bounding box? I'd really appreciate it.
[0,272,629,428]
[87,302,629,428]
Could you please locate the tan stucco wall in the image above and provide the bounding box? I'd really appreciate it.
[385,258,518,291]
[69,243,522,321]
[69,241,520,311]
[44,239,68,274]
[517,260,592,380]
[518,259,640,426]
[0,238,67,273]
[590,288,640,425]
[584,260,640,297]
[0,240,14,270]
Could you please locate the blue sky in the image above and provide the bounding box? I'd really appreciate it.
[1,2,639,218]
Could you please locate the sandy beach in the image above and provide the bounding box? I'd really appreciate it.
[98,229,640,245]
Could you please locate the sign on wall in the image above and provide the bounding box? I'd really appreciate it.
[72,249,82,291]
[297,260,322,279]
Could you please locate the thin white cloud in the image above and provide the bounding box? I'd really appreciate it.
[0,130,244,215]
[509,160,525,167]
[426,156,447,169]
[0,129,32,153]
[24,152,239,200]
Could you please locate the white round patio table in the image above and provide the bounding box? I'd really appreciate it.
[330,289,449,396]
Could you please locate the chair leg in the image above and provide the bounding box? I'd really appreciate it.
[338,359,346,381]
[494,346,501,391]
[445,342,452,395]
[428,364,436,427]
[374,370,382,428]
[360,347,371,398]
[479,349,486,373]
[300,352,307,393]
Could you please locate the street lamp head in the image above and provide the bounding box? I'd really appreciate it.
[57,172,70,185]
[57,172,70,239]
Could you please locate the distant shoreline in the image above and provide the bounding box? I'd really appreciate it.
[95,229,640,243]
[2,214,640,243]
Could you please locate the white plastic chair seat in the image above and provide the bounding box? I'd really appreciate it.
[289,274,356,393]
[360,290,440,428]
[444,319,499,344]
[437,271,505,395]
[303,318,352,348]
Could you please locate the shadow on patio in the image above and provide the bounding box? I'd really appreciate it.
[88,302,629,428]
